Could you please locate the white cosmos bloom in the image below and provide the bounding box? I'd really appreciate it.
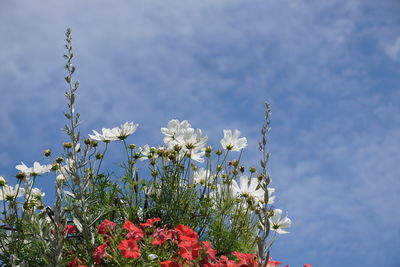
[161,119,191,147]
[220,129,247,151]
[111,122,139,140]
[16,162,51,176]
[89,128,118,142]
[175,128,208,150]
[29,188,45,200]
[231,175,265,201]
[0,185,25,201]
[269,209,292,234]
[193,168,214,185]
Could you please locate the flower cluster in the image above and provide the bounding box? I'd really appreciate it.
[69,218,292,267]
[0,29,306,267]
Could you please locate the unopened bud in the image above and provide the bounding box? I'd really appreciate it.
[129,144,136,150]
[216,149,223,156]
[249,166,256,173]
[205,146,212,154]
[84,138,91,145]
[232,160,239,167]
[0,176,6,186]
[96,153,103,160]
[56,157,64,163]
[239,166,245,173]
[63,142,73,149]
[51,163,59,171]
[216,165,222,172]
[43,149,51,157]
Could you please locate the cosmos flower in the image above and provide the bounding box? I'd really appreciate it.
[192,168,214,185]
[89,128,118,143]
[220,129,247,151]
[161,119,191,147]
[0,185,25,201]
[110,122,138,140]
[15,162,51,176]
[231,175,265,202]
[269,209,292,234]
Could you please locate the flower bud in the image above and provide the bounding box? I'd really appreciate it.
[249,166,256,173]
[216,165,222,172]
[216,149,223,156]
[51,163,59,171]
[91,140,98,147]
[232,160,239,167]
[133,153,141,159]
[96,153,103,160]
[174,144,182,152]
[63,142,73,149]
[205,146,212,154]
[0,176,6,186]
[84,138,91,145]
[56,157,64,163]
[43,149,51,157]
[239,166,245,173]
[129,144,136,150]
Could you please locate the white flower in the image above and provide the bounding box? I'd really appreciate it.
[16,162,52,176]
[29,188,45,200]
[193,168,209,184]
[161,119,191,147]
[161,120,208,163]
[176,128,208,150]
[15,162,29,173]
[269,209,291,234]
[220,129,247,151]
[89,128,118,142]
[111,122,139,140]
[0,185,25,201]
[231,175,265,201]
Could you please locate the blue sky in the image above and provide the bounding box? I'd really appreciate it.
[1,0,400,266]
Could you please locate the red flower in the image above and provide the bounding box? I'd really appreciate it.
[201,241,217,261]
[118,239,140,259]
[62,224,77,235]
[67,257,83,267]
[93,243,109,264]
[178,239,202,261]
[151,227,175,245]
[175,224,198,241]
[140,217,161,228]
[303,265,313,267]
[160,260,181,267]
[233,251,259,266]
[123,219,144,241]
[218,255,238,266]
[97,219,116,235]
